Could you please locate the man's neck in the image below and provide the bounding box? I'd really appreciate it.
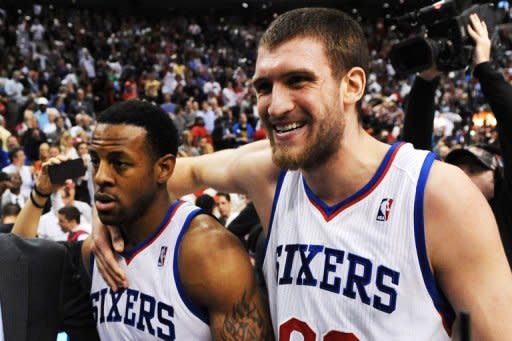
[302,128,390,206]
[70,226,83,233]
[121,193,174,250]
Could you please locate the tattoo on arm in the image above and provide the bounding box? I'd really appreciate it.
[220,291,271,340]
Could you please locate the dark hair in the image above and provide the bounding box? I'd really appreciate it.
[0,172,9,182]
[259,7,369,81]
[2,203,20,217]
[97,100,179,158]
[58,206,81,223]
[195,194,215,215]
[8,147,23,162]
[216,192,231,202]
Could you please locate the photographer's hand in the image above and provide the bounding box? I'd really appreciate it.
[467,13,491,66]
[11,156,68,238]
[36,156,69,195]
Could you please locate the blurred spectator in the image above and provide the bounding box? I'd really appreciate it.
[122,75,138,101]
[195,193,215,215]
[42,108,59,140]
[16,109,37,139]
[32,142,50,174]
[161,93,177,115]
[59,131,79,159]
[79,48,96,79]
[216,192,238,226]
[196,100,216,134]
[49,144,61,158]
[212,114,236,151]
[35,97,50,131]
[4,70,24,133]
[178,130,199,157]
[144,71,161,102]
[197,136,214,155]
[69,88,95,121]
[4,70,24,104]
[0,115,11,152]
[2,147,33,198]
[190,116,209,146]
[0,203,20,233]
[1,172,27,210]
[21,125,47,163]
[232,112,254,146]
[57,206,89,241]
[38,194,68,241]
[59,179,92,227]
[170,105,187,136]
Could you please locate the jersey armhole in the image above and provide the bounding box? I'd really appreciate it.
[262,170,287,265]
[173,208,210,325]
[413,152,455,335]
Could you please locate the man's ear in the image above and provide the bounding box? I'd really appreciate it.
[341,67,366,105]
[155,154,176,184]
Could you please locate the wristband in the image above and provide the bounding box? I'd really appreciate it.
[30,190,46,209]
[33,185,51,198]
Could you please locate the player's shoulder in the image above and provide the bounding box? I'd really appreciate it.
[178,213,253,305]
[181,213,242,260]
[423,160,497,262]
[425,160,483,205]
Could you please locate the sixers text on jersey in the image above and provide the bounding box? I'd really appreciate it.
[275,243,400,314]
[91,287,175,341]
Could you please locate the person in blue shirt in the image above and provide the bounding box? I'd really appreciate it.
[232,112,254,146]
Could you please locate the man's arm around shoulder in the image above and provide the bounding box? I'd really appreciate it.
[425,161,512,340]
[179,214,274,340]
[171,139,279,198]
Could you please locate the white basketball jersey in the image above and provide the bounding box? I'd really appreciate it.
[91,200,212,341]
[263,142,454,341]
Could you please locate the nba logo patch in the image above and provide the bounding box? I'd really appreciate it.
[158,246,168,267]
[376,198,394,221]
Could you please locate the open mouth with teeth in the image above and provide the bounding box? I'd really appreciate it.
[273,122,306,133]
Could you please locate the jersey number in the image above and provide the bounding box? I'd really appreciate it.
[280,318,359,341]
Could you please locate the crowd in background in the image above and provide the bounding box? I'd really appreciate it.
[0,3,511,243]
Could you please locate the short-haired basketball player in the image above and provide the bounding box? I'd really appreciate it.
[14,100,272,340]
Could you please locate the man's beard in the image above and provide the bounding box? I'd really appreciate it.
[270,108,344,171]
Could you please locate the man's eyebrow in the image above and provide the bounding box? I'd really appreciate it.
[107,151,128,158]
[88,149,129,159]
[252,77,269,90]
[253,69,316,88]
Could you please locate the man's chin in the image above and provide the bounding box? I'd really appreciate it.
[97,212,120,226]
[272,153,302,170]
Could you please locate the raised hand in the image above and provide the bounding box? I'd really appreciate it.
[36,156,69,195]
[467,13,491,66]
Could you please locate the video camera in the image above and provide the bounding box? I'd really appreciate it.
[389,0,502,74]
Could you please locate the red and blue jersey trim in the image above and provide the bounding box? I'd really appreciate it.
[120,200,184,265]
[414,151,455,336]
[304,142,405,222]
